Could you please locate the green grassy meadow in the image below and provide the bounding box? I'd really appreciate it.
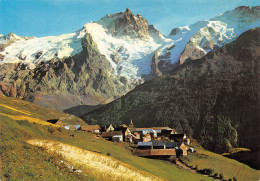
[0,95,212,181]
[1,95,258,181]
[182,146,259,181]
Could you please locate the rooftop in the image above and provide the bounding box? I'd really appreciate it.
[81,125,100,131]
[102,131,122,137]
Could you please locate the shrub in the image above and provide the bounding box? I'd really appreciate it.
[233,177,237,181]
[169,156,176,164]
[18,120,31,126]
[219,173,224,179]
[198,168,214,175]
[47,126,55,134]
[213,173,218,178]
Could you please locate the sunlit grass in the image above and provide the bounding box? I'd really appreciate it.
[0,113,59,127]
[27,139,161,181]
[182,148,259,181]
[56,132,214,181]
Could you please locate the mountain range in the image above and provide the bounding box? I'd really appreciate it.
[85,27,260,153]
[0,6,259,115]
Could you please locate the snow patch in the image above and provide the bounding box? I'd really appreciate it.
[1,33,83,68]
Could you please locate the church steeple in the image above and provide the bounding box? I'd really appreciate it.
[129,119,134,128]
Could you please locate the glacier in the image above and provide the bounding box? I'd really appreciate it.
[0,6,259,83]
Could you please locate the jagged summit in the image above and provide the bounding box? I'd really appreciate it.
[5,32,21,40]
[0,32,34,42]
[96,8,154,39]
[0,32,22,44]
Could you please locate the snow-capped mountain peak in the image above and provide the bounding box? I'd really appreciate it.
[0,8,168,83]
[96,8,150,39]
[161,6,260,65]
[81,9,169,83]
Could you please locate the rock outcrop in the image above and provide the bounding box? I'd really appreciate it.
[98,8,150,39]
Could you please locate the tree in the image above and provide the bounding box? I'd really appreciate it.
[213,115,238,152]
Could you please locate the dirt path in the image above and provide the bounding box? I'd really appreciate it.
[175,159,196,173]
[176,159,220,181]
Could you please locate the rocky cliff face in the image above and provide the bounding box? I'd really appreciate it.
[85,28,260,153]
[0,33,129,113]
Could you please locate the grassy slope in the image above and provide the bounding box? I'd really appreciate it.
[222,148,260,170]
[0,95,211,181]
[0,95,87,126]
[2,95,258,181]
[0,105,92,180]
[182,145,259,181]
[55,132,212,181]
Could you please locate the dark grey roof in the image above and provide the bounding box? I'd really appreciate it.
[137,142,153,146]
[170,134,185,139]
[172,142,182,148]
[165,142,175,148]
[47,119,59,124]
[152,141,165,147]
[161,129,173,135]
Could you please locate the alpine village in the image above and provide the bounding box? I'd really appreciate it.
[47,118,191,157]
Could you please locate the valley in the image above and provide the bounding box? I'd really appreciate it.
[0,4,260,180]
[1,95,258,180]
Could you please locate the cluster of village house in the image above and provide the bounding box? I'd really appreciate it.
[47,119,191,157]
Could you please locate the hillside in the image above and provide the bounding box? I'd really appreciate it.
[1,95,258,180]
[223,148,260,170]
[0,95,216,181]
[181,145,259,180]
[85,28,260,153]
[0,6,259,115]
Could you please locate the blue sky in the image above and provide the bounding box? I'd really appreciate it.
[0,0,259,37]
